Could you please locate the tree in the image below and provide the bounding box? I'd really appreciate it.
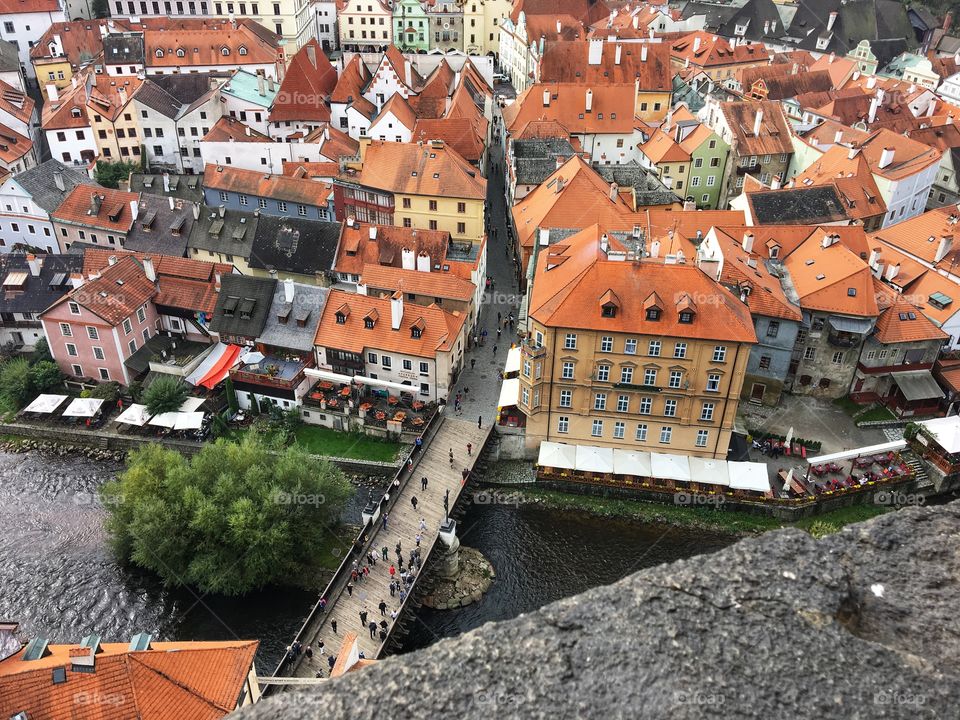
[225,377,239,413]
[142,376,190,416]
[101,436,352,594]
[93,160,140,189]
[0,357,33,410]
[91,0,110,18]
[31,337,51,362]
[28,361,63,393]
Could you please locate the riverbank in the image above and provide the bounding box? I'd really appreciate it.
[514,487,892,537]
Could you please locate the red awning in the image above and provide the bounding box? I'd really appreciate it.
[197,344,242,389]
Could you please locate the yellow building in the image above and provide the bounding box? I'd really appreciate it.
[518,225,756,458]
[638,128,692,196]
[340,140,487,241]
[31,20,112,97]
[464,0,513,55]
[88,75,144,163]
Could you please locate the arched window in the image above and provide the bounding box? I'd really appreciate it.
[155,48,164,58]
[238,45,248,56]
[176,48,185,57]
[221,46,231,56]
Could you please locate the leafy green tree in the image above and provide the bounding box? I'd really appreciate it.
[93,160,139,189]
[90,381,120,403]
[31,337,51,362]
[28,361,63,393]
[225,377,239,413]
[0,357,33,409]
[101,437,352,594]
[142,376,190,416]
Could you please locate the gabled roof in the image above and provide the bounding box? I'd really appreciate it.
[372,93,417,132]
[315,288,466,358]
[347,140,485,200]
[720,100,793,156]
[269,39,337,123]
[539,40,671,91]
[51,185,138,232]
[529,224,757,342]
[746,185,851,225]
[503,82,636,135]
[782,231,878,317]
[248,215,341,276]
[209,273,276,338]
[412,117,485,163]
[379,45,424,92]
[203,116,272,143]
[0,639,258,720]
[870,205,960,267]
[49,255,156,325]
[204,163,332,207]
[259,281,328,352]
[671,30,769,68]
[872,278,947,343]
[361,263,475,301]
[144,19,280,68]
[135,73,217,120]
[14,160,93,213]
[0,77,33,127]
[0,253,82,314]
[330,54,371,104]
[41,70,91,131]
[792,144,887,221]
[334,222,451,278]
[853,127,942,180]
[87,75,142,121]
[123,193,198,257]
[640,128,691,164]
[419,59,455,99]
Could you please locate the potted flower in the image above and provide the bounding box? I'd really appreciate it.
[340,387,351,397]
[359,402,373,412]
[394,411,406,422]
[328,398,339,408]
[387,395,399,406]
[320,381,333,391]
[412,400,425,411]
[412,417,424,427]
[375,410,386,421]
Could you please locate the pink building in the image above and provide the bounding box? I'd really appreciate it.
[41,255,159,384]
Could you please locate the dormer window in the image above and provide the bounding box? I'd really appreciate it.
[599,288,620,318]
[70,107,81,118]
[769,246,779,259]
[238,46,248,56]
[363,308,378,328]
[411,327,422,338]
[601,304,617,318]
[155,49,164,58]
[221,46,231,56]
[365,318,375,328]
[643,291,662,321]
[679,311,694,324]
[336,312,346,324]
[645,308,660,320]
[176,48,185,57]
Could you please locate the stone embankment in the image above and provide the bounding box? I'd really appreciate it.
[421,547,494,610]
[0,438,125,462]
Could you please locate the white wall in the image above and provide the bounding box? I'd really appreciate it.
[45,126,96,167]
[368,109,412,143]
[200,137,331,173]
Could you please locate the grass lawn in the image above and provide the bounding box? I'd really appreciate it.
[292,425,401,462]
[516,487,894,538]
[855,405,896,423]
[832,396,861,417]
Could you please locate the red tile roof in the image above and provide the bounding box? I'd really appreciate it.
[330,54,370,104]
[347,140,485,200]
[360,263,475,301]
[671,31,769,68]
[0,78,34,127]
[51,255,156,324]
[782,231,878,317]
[51,185,139,232]
[0,639,258,720]
[720,100,793,156]
[503,82,636,135]
[87,75,142,122]
[334,221,450,277]
[204,163,333,206]
[269,38,337,123]
[872,278,948,343]
[539,39,671,91]
[203,116,271,142]
[0,0,61,11]
[412,117,485,163]
[315,288,465,357]
[145,19,280,68]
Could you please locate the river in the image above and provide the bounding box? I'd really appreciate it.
[0,451,734,671]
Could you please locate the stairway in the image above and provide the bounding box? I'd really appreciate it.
[903,451,933,490]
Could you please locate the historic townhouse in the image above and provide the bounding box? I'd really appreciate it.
[0,0,67,81]
[518,224,756,458]
[49,185,138,252]
[338,0,394,51]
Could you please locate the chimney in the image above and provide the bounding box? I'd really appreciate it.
[585,88,593,113]
[848,146,859,160]
[834,130,843,145]
[168,195,175,210]
[615,44,622,65]
[245,125,251,136]
[609,182,619,201]
[26,254,40,277]
[404,60,412,88]
[390,290,403,330]
[633,15,639,29]
[268,76,275,92]
[936,235,953,263]
[945,11,954,31]
[600,233,609,253]
[46,84,59,102]
[950,114,955,125]
[641,44,648,62]
[742,232,754,253]
[556,19,561,34]
[108,254,118,266]
[683,199,696,211]
[52,171,65,192]
[693,36,701,53]
[401,247,415,270]
[70,273,85,289]
[868,247,881,267]
[306,42,317,68]
[868,96,879,123]
[284,277,294,303]
[555,155,565,170]
[192,202,200,220]
[771,174,781,190]
[89,193,102,215]
[130,199,139,221]
[218,204,225,218]
[753,108,763,136]
[588,38,603,65]
[827,11,838,31]
[885,263,900,281]
[214,271,222,291]
[142,256,156,282]
[867,75,877,89]
[542,89,550,107]
[878,147,895,169]
[117,85,126,104]
[852,70,860,82]
[257,71,265,96]
[416,251,430,273]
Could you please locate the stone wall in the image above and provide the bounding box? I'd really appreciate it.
[237,502,960,719]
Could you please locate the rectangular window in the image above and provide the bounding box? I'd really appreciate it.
[620,367,633,384]
[136,306,146,323]
[648,340,661,356]
[72,364,82,377]
[68,302,80,315]
[613,421,625,439]
[635,423,648,441]
[594,393,606,411]
[804,347,816,361]
[522,359,531,377]
[669,370,682,389]
[664,399,677,417]
[402,359,413,371]
[643,368,657,386]
[713,346,727,362]
[66,343,77,356]
[674,342,687,358]
[706,374,721,392]
[59,322,72,336]
[701,402,715,421]
[419,362,429,375]
[128,339,137,354]
[624,338,637,354]
[591,419,603,437]
[617,394,629,412]
[557,415,569,433]
[832,351,844,364]
[382,356,392,368]
[695,429,709,448]
[123,318,133,335]
[639,397,652,414]
[98,368,110,381]
[596,365,609,382]
[86,326,98,340]
[277,201,287,212]
[600,336,613,352]
[563,333,577,349]
[367,352,378,364]
[561,361,574,380]
[559,389,572,407]
[659,426,672,444]
[521,386,530,406]
[766,321,780,338]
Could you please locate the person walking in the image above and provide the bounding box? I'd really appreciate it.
[497,311,502,324]
[471,357,476,370]
[382,545,389,561]
[317,639,325,655]
[359,609,368,627]
[421,475,428,490]
[330,619,338,634]
[328,655,336,670]
[478,415,483,429]
[390,610,398,621]
[368,620,378,639]
[399,589,407,603]
[305,645,313,660]
[379,600,387,616]
[496,326,502,339]
[449,448,454,465]
[381,512,388,530]
[389,580,396,597]
[467,442,473,456]
[389,564,396,579]
[411,495,418,510]
[415,533,421,547]
[346,582,354,596]
[419,517,426,531]
[493,344,498,355]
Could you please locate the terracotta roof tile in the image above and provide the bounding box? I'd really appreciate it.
[872,278,947,343]
[204,163,333,206]
[720,100,793,156]
[330,54,370,104]
[671,31,768,68]
[782,231,878,317]
[347,140,485,200]
[503,83,636,135]
[539,40,671,91]
[203,116,271,142]
[869,205,960,267]
[640,128,690,164]
[269,38,336,123]
[144,19,280,69]
[334,222,450,277]
[51,185,138,232]
[412,117,485,163]
[360,263,474,300]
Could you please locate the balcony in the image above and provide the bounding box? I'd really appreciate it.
[827,330,861,348]
[521,339,546,359]
[230,355,311,391]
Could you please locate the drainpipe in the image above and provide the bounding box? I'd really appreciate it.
[712,341,743,458]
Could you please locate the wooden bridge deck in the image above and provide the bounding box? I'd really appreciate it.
[291,416,491,677]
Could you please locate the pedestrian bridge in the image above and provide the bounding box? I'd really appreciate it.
[272,413,492,682]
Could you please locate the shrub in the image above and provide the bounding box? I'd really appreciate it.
[142,376,190,416]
